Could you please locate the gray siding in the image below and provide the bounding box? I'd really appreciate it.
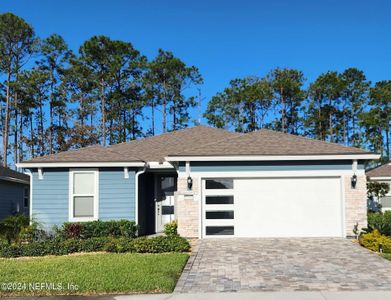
[179,161,365,172]
[0,180,29,220]
[31,168,136,230]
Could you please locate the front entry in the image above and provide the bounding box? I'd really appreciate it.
[155,175,176,232]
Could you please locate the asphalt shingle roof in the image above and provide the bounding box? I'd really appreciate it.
[169,128,372,157]
[23,126,240,163]
[21,125,372,164]
[367,164,391,178]
[0,166,29,182]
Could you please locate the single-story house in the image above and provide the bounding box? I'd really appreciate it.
[367,163,391,212]
[0,166,30,220]
[17,126,379,238]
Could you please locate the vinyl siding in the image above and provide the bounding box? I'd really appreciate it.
[30,168,136,230]
[0,180,29,220]
[178,161,365,172]
[32,169,69,229]
[99,168,136,221]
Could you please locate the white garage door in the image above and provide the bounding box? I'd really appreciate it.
[202,177,343,238]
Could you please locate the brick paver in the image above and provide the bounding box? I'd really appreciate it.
[175,238,391,293]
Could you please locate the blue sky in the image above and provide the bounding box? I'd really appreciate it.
[1,0,391,130]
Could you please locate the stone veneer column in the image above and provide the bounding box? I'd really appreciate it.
[344,175,367,236]
[175,176,200,238]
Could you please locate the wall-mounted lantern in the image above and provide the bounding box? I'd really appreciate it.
[351,174,357,189]
[187,175,193,191]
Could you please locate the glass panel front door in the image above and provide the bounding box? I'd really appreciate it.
[155,175,176,232]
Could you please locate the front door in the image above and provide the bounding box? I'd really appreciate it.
[155,176,176,232]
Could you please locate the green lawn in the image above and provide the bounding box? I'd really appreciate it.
[0,252,189,296]
[383,253,391,261]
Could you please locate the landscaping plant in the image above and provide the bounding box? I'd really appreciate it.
[0,235,190,258]
[359,230,391,253]
[367,211,391,236]
[0,214,29,244]
[164,220,178,236]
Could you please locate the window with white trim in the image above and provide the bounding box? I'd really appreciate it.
[23,187,29,208]
[69,170,98,221]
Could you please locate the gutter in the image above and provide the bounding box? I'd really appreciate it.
[16,162,146,168]
[165,154,381,162]
[135,163,148,227]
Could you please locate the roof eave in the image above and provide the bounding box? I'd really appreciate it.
[0,176,30,184]
[165,153,380,162]
[16,161,146,168]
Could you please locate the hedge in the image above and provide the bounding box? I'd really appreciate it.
[0,236,190,258]
[56,220,138,239]
[367,212,391,236]
[359,229,391,253]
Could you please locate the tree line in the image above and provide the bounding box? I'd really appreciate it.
[205,68,391,161]
[0,13,390,168]
[0,13,202,167]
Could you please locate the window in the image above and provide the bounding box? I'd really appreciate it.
[69,170,98,221]
[205,179,233,189]
[206,211,234,219]
[23,187,29,208]
[206,226,234,235]
[205,195,234,205]
[160,176,176,197]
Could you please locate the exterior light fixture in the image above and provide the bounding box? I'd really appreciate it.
[187,175,193,191]
[351,174,357,189]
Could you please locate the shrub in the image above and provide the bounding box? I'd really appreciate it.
[0,214,30,244]
[367,181,390,199]
[59,220,138,239]
[62,223,82,239]
[19,222,48,243]
[359,230,391,253]
[367,211,391,236]
[164,220,178,236]
[0,236,190,258]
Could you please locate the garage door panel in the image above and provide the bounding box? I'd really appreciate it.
[202,177,343,238]
[234,178,343,237]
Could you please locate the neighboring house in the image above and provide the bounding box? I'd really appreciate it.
[17,126,379,238]
[0,166,30,220]
[367,163,391,212]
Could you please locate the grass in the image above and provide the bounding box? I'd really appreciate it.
[0,252,189,296]
[383,253,391,261]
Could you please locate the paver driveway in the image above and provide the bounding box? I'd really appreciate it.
[175,238,391,293]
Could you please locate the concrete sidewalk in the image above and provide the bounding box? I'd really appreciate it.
[5,291,391,300]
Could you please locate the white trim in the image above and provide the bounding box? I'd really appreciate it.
[135,165,147,225]
[16,162,145,168]
[166,154,380,162]
[352,160,358,173]
[369,177,391,180]
[179,169,365,179]
[38,168,43,180]
[68,169,99,222]
[147,162,175,169]
[124,167,129,179]
[185,161,190,176]
[340,176,346,237]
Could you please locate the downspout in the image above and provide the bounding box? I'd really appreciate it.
[24,169,33,225]
[135,163,148,226]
